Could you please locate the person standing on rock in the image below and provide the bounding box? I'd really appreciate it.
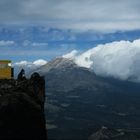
[17,69,26,81]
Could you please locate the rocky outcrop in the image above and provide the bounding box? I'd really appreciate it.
[0,74,47,140]
[88,127,140,140]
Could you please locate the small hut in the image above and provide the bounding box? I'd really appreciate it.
[0,60,14,79]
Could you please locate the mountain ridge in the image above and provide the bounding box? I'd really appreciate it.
[32,57,140,140]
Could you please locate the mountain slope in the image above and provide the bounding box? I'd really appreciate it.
[34,57,140,140]
[35,58,116,92]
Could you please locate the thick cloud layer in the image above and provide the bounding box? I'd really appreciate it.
[0,0,140,32]
[64,39,140,82]
[90,40,140,82]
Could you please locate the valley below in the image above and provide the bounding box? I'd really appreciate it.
[45,88,140,140]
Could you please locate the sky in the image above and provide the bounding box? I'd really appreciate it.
[0,0,140,65]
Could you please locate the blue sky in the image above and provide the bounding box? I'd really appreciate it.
[0,0,140,63]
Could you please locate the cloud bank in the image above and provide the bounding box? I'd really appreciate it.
[64,39,140,82]
[14,59,47,68]
[62,50,78,59]
[33,59,47,66]
[13,59,47,77]
[0,0,140,32]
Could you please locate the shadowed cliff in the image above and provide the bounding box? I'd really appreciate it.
[0,74,47,140]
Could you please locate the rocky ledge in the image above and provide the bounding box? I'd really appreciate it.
[0,73,47,140]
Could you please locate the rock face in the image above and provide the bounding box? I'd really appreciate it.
[0,75,47,140]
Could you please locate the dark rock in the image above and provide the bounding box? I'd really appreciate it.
[0,78,47,140]
[88,127,140,140]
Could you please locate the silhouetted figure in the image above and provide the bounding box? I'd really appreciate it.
[30,72,45,105]
[30,72,41,82]
[17,69,26,81]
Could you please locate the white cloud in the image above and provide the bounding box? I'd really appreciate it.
[14,59,47,68]
[63,50,78,59]
[14,61,32,67]
[74,48,97,68]
[70,39,140,82]
[13,59,47,77]
[0,0,140,32]
[33,59,47,66]
[0,40,15,46]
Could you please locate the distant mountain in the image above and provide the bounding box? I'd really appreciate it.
[34,57,140,93]
[35,57,108,91]
[35,57,78,75]
[33,57,140,140]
